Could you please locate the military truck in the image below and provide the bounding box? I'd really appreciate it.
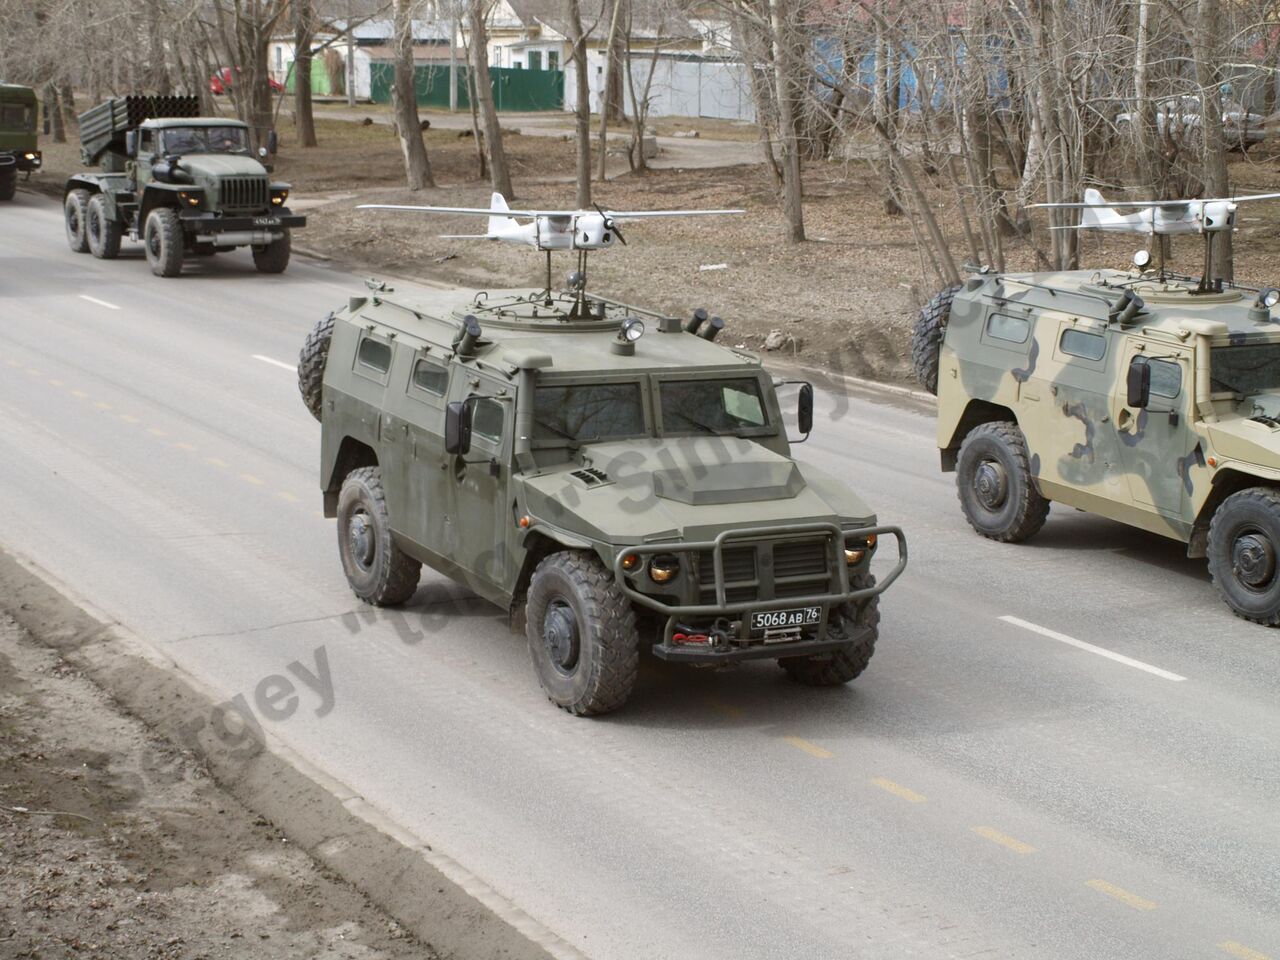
[299,285,907,715]
[0,83,42,201]
[63,95,303,276]
[913,262,1280,625]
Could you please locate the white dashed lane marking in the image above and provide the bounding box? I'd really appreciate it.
[252,354,295,372]
[78,295,122,310]
[1000,615,1187,682]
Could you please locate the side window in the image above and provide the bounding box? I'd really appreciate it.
[986,312,1031,344]
[354,335,392,383]
[472,397,506,444]
[410,357,449,397]
[140,129,155,157]
[1148,358,1183,398]
[1060,329,1106,361]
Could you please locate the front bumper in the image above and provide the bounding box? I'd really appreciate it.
[1,151,40,173]
[612,521,907,664]
[179,209,306,234]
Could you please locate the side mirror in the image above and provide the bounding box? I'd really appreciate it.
[267,130,278,154]
[797,382,814,437]
[258,146,268,159]
[125,130,138,158]
[1127,358,1151,408]
[445,399,473,455]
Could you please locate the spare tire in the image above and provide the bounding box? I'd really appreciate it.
[299,312,336,421]
[910,285,961,395]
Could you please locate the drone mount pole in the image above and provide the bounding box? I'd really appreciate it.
[1197,232,1214,294]
[543,249,553,307]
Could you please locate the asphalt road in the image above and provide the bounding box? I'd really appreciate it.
[2,188,1278,960]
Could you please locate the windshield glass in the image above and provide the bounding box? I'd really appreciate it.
[1211,342,1280,395]
[533,383,646,443]
[160,126,249,155]
[659,377,770,435]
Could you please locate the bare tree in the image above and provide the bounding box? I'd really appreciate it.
[468,0,513,198]
[392,0,436,188]
[566,0,593,207]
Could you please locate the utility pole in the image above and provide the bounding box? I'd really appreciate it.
[346,0,357,106]
[450,13,458,111]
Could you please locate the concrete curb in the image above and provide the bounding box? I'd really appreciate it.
[0,548,586,960]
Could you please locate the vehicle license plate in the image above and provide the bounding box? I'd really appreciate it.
[750,607,820,632]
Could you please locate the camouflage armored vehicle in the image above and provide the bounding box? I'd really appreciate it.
[63,95,303,276]
[299,284,907,714]
[0,83,42,200]
[913,261,1280,624]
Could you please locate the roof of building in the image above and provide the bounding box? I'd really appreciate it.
[503,0,699,41]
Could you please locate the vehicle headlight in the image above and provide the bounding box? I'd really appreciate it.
[270,188,289,206]
[620,553,641,573]
[177,190,202,208]
[844,534,877,565]
[648,555,679,583]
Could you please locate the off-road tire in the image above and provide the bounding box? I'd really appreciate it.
[526,551,639,716]
[911,284,961,395]
[956,421,1050,542]
[0,167,16,201]
[1207,487,1280,626]
[336,466,421,606]
[144,207,184,277]
[298,312,336,421]
[86,193,121,259]
[64,189,90,252]
[779,573,880,686]
[252,228,291,274]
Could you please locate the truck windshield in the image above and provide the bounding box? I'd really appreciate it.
[1210,342,1280,395]
[534,382,646,442]
[160,126,249,155]
[659,377,770,435]
[1,102,33,132]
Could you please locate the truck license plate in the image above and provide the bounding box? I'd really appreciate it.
[750,607,820,632]
[254,216,281,226]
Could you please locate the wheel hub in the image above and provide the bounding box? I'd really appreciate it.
[1232,531,1276,589]
[543,598,580,674]
[347,510,375,570]
[974,459,1009,510]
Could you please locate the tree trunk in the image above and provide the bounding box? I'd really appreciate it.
[873,18,902,215]
[45,85,65,143]
[568,0,592,208]
[770,0,804,241]
[469,0,513,199]
[392,0,434,189]
[596,0,626,182]
[295,1,318,147]
[1193,0,1232,280]
[58,83,77,138]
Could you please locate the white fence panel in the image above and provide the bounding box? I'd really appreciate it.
[569,55,755,122]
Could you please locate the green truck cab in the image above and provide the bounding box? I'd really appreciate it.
[0,83,42,200]
[299,285,908,714]
[914,266,1280,625]
[63,95,304,277]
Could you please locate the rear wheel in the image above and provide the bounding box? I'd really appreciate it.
[86,193,121,259]
[64,189,90,252]
[336,466,421,606]
[526,551,639,715]
[252,228,291,273]
[1207,487,1280,626]
[955,421,1049,542]
[0,167,16,201]
[779,574,880,686]
[144,207,184,277]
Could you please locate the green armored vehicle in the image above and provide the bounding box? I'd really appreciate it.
[64,95,303,276]
[0,83,42,200]
[299,284,907,714]
[914,260,1280,624]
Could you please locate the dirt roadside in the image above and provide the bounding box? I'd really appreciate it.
[0,551,559,960]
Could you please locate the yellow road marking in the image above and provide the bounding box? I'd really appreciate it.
[1222,942,1272,960]
[174,442,196,452]
[4,359,19,367]
[871,778,926,803]
[70,390,89,399]
[1086,879,1156,911]
[148,427,167,437]
[119,414,139,424]
[205,457,228,468]
[240,473,264,486]
[705,697,745,720]
[94,401,111,410]
[25,368,41,376]
[277,491,300,503]
[971,826,1036,854]
[47,378,63,387]
[783,736,831,758]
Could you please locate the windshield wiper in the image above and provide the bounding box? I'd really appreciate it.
[668,410,721,435]
[534,418,581,445]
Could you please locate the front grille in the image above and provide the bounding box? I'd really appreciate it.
[219,175,268,212]
[696,538,833,603]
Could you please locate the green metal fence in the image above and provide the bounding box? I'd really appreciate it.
[369,63,563,111]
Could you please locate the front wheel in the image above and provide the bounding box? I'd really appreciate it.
[1207,487,1280,626]
[526,551,639,715]
[144,207,184,277]
[86,193,121,259]
[780,574,880,686]
[955,421,1049,542]
[252,228,291,273]
[336,466,421,606]
[0,167,15,202]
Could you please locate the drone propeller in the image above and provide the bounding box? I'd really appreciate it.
[594,203,626,245]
